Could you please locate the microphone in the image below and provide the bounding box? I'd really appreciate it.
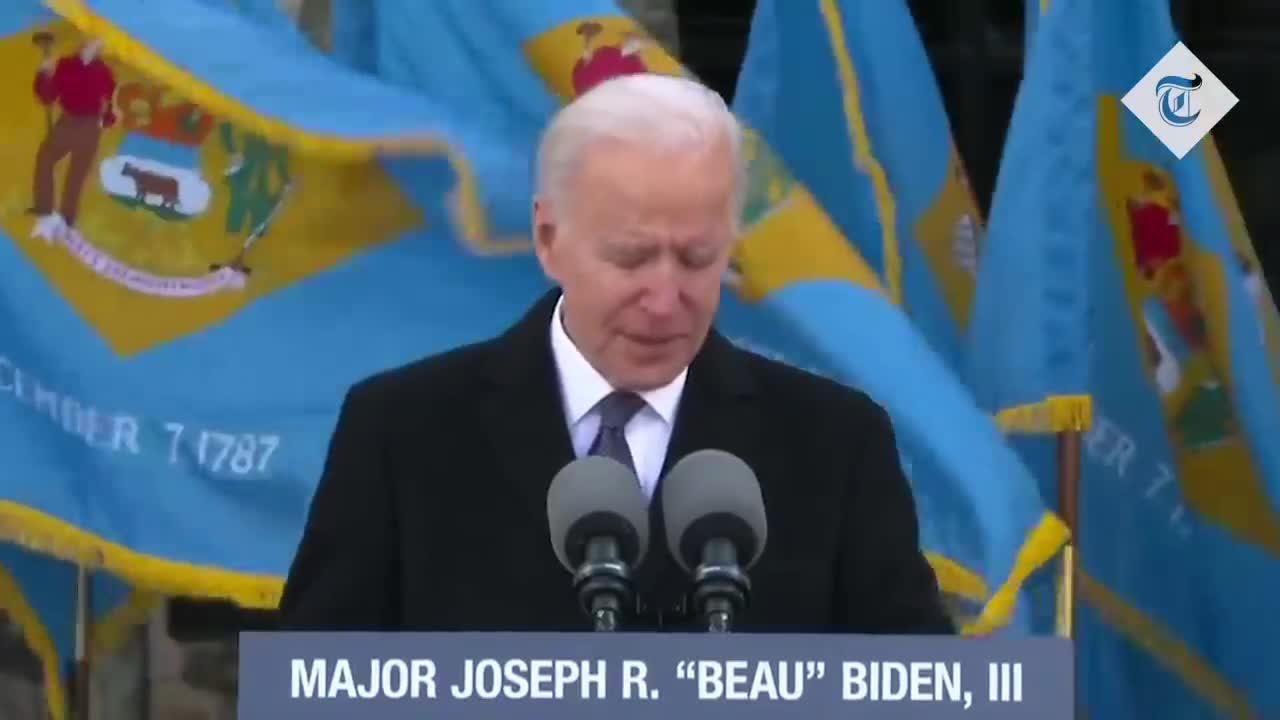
[661,449,767,633]
[546,456,650,632]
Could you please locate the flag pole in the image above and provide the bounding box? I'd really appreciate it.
[1054,431,1080,639]
[72,565,93,720]
[1055,429,1081,719]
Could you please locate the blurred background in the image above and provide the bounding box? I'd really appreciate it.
[0,0,1277,718]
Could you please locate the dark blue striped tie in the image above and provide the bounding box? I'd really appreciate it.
[588,391,646,475]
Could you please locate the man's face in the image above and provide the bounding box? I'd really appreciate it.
[534,136,737,391]
[82,39,103,60]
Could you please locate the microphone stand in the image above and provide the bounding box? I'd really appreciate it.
[573,537,633,632]
[691,538,750,633]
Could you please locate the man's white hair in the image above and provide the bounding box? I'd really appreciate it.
[535,73,746,227]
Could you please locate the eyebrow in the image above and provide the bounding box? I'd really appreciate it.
[616,227,723,245]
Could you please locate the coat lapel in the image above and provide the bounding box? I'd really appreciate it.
[477,289,576,534]
[660,331,760,477]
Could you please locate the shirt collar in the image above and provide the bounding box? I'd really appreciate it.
[549,295,686,426]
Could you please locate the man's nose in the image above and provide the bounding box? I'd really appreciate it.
[640,269,681,318]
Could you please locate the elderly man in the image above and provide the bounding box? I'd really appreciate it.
[279,73,952,634]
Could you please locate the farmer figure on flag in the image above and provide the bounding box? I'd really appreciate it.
[30,36,117,239]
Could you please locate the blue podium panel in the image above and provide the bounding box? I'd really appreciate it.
[238,632,1073,718]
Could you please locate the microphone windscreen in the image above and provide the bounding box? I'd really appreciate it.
[546,456,650,571]
[661,449,767,572]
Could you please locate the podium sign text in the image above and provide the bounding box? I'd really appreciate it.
[239,631,1073,719]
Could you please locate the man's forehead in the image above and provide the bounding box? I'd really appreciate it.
[594,224,733,255]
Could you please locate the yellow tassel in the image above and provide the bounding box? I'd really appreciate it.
[996,395,1094,434]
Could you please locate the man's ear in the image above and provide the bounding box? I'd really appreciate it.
[532,196,558,281]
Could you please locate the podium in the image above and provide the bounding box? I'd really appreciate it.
[238,631,1073,718]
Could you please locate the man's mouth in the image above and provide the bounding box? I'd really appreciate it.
[625,333,682,347]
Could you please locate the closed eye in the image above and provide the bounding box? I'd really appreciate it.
[678,246,720,269]
[606,244,660,270]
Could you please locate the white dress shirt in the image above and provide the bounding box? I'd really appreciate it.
[549,297,686,499]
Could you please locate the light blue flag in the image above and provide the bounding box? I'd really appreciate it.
[0,0,1065,637]
[969,0,1280,713]
[0,544,155,720]
[190,0,302,34]
[727,0,1060,631]
[184,0,333,58]
[0,5,542,716]
[0,0,539,609]
[731,0,985,377]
